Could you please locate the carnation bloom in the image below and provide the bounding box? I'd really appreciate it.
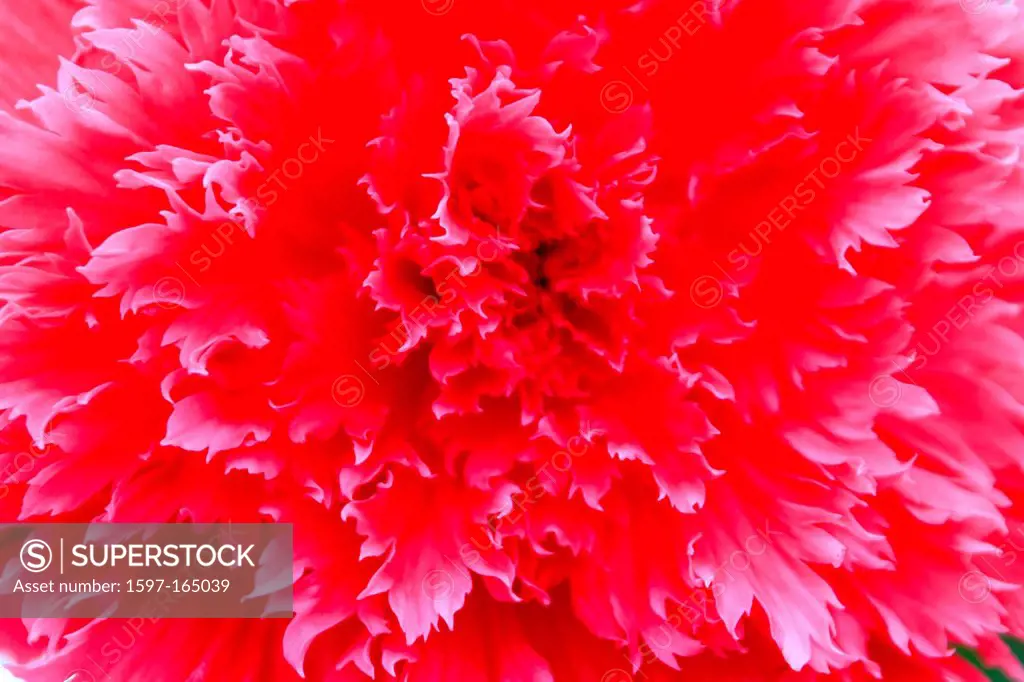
[2,0,1024,680]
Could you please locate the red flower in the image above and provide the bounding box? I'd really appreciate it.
[1,0,1024,680]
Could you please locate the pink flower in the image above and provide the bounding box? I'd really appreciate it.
[1,0,1024,680]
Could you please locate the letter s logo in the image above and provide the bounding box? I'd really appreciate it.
[21,539,52,573]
